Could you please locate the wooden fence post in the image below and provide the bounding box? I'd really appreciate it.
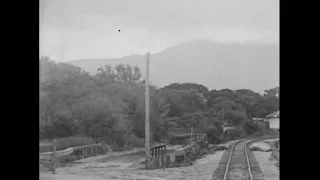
[159,147,162,168]
[150,147,154,169]
[164,145,166,167]
[156,147,159,168]
[52,139,57,174]
[148,144,167,170]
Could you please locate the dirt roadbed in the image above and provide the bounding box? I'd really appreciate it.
[40,149,224,180]
[253,139,279,180]
[40,139,279,180]
[254,151,279,180]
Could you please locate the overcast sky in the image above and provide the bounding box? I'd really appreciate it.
[40,0,279,62]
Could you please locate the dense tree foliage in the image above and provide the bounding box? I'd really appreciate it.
[40,56,279,147]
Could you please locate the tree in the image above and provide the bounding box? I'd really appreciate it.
[114,64,142,83]
[94,64,142,86]
[162,83,209,94]
[94,65,117,85]
[40,56,279,146]
[226,110,247,127]
[264,87,279,98]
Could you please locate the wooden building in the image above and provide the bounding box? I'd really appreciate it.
[252,117,267,128]
[264,110,279,131]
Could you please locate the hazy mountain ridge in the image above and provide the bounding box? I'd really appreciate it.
[67,40,279,93]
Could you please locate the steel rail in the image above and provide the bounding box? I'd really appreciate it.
[222,139,254,180]
[245,140,253,180]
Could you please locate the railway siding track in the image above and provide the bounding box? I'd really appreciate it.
[212,136,277,180]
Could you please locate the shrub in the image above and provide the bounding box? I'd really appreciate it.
[223,128,247,141]
[274,140,279,149]
[102,134,145,151]
[253,129,265,136]
[168,136,189,145]
[126,134,145,147]
[265,129,279,136]
[205,128,223,144]
[243,121,261,135]
[42,122,74,139]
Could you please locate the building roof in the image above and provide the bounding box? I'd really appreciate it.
[265,110,279,118]
[252,117,264,121]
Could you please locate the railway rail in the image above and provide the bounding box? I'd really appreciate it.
[212,136,277,180]
[222,140,253,180]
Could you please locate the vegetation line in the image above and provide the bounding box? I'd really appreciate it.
[40,56,279,151]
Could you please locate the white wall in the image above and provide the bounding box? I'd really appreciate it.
[269,118,279,129]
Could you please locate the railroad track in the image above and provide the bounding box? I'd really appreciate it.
[212,138,266,180]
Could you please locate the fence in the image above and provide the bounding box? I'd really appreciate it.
[147,143,167,169]
[39,139,104,174]
[147,133,207,169]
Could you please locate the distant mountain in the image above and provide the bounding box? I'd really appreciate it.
[67,40,279,93]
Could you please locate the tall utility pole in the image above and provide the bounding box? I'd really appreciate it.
[145,52,151,169]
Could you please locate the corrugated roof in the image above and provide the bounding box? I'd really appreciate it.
[265,110,279,118]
